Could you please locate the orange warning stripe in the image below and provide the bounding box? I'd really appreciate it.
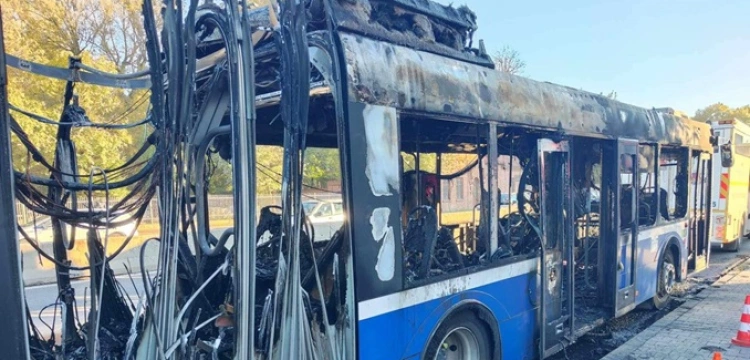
[720,172,729,199]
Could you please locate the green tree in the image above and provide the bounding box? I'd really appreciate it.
[2,0,151,180]
[694,103,750,124]
[303,148,341,189]
[256,146,284,194]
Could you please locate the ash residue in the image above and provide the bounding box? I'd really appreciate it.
[550,277,715,360]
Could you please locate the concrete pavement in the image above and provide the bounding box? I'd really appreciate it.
[603,258,750,360]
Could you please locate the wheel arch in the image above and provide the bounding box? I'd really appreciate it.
[660,236,682,281]
[419,300,502,360]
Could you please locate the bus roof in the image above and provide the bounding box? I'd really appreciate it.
[710,118,750,136]
[340,33,713,152]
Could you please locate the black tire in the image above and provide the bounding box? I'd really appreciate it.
[728,236,742,252]
[424,310,498,360]
[652,250,676,310]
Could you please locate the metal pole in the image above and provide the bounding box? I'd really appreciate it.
[0,6,32,359]
[488,125,498,254]
[231,0,257,357]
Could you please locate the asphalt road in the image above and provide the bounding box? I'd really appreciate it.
[25,235,750,349]
[23,227,229,341]
[26,273,144,341]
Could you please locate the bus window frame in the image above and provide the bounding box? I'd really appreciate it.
[657,145,690,223]
[399,117,497,288]
[635,143,659,229]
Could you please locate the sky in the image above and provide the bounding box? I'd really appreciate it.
[435,0,749,115]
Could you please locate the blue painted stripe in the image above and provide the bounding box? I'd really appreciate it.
[358,266,538,360]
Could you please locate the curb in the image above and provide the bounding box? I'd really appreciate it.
[603,257,750,360]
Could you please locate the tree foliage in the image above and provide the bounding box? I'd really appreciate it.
[2,0,152,179]
[693,102,750,124]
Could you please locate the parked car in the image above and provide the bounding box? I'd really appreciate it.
[303,198,345,241]
[17,212,139,243]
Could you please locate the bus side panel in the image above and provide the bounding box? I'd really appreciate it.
[357,263,538,360]
[634,224,687,305]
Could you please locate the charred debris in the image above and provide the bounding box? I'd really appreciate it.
[3,0,496,359]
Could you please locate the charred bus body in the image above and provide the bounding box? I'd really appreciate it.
[1,0,715,359]
[190,1,714,359]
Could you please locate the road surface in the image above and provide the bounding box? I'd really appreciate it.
[26,273,144,341]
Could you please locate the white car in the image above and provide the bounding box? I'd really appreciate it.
[303,199,345,241]
[17,213,139,243]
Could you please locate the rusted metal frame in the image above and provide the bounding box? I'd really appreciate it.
[704,153,714,265]
[319,0,359,355]
[505,132,514,250]
[326,4,492,68]
[340,33,712,151]
[565,141,576,344]
[0,9,31,358]
[537,139,575,357]
[689,150,699,263]
[488,125,499,255]
[538,142,548,359]
[377,0,478,30]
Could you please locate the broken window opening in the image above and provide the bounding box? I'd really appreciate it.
[400,118,495,284]
[494,129,542,262]
[636,144,658,227]
[570,140,604,307]
[568,138,612,333]
[217,106,352,357]
[659,147,689,221]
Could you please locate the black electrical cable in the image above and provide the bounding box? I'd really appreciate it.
[9,114,157,178]
[14,177,156,225]
[16,202,149,271]
[257,162,341,194]
[13,154,158,190]
[74,62,151,80]
[9,104,152,129]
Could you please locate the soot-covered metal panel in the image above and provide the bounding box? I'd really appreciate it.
[346,102,403,301]
[329,0,493,67]
[340,33,712,151]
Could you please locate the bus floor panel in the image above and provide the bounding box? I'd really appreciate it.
[573,299,608,337]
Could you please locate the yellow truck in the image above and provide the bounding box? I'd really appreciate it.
[710,119,750,251]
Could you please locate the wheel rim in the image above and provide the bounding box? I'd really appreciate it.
[434,327,481,360]
[660,261,676,296]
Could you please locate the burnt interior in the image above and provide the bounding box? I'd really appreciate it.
[6,0,713,358]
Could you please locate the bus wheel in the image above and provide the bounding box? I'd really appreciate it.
[652,250,676,310]
[729,236,742,252]
[425,312,495,360]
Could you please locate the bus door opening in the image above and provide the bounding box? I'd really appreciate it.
[538,138,574,358]
[689,151,711,271]
[610,140,640,317]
